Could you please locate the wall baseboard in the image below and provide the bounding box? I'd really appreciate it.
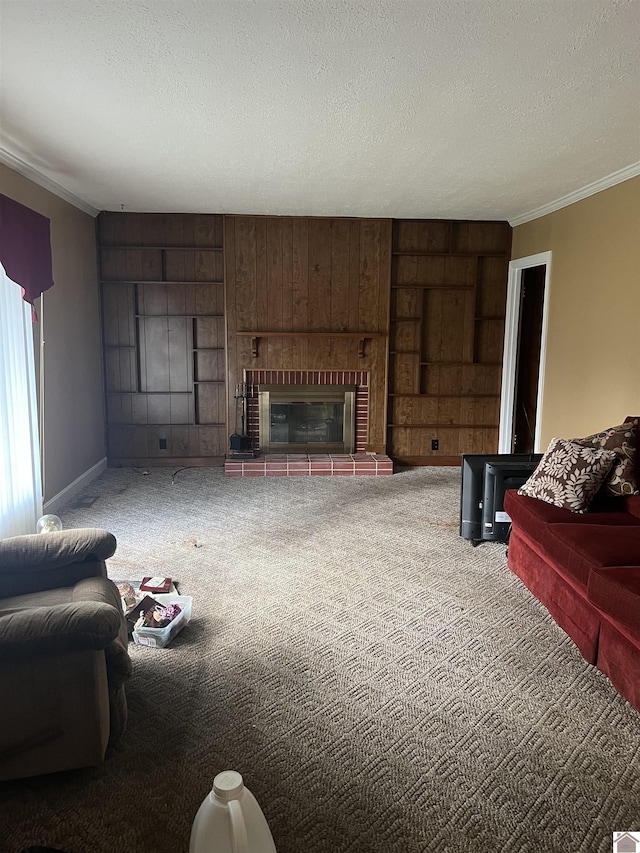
[44,457,108,515]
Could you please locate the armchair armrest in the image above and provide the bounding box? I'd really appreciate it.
[0,600,122,656]
[0,529,116,598]
[0,597,132,687]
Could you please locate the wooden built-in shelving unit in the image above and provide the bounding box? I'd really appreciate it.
[387,219,511,464]
[98,213,226,466]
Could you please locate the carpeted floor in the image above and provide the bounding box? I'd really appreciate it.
[1,466,639,853]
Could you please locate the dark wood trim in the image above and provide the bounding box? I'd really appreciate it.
[392,456,461,466]
[108,457,225,468]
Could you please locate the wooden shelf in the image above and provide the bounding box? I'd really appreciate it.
[393,251,508,258]
[421,361,502,366]
[389,393,500,399]
[101,280,223,285]
[388,423,499,429]
[236,330,385,358]
[193,380,225,385]
[193,347,224,352]
[391,317,421,322]
[236,331,385,338]
[99,245,222,251]
[135,314,223,319]
[392,283,474,290]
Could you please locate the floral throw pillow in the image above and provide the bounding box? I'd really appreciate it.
[517,437,617,513]
[571,419,639,496]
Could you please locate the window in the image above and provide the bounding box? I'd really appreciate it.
[0,194,54,537]
[0,262,42,537]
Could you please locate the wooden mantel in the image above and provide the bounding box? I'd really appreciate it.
[236,331,386,358]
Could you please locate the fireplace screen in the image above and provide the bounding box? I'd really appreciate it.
[258,385,356,453]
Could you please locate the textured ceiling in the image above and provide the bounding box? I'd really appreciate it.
[1,0,639,221]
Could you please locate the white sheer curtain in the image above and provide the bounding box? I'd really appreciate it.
[0,261,42,537]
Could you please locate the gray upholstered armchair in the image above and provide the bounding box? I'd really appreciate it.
[0,528,132,780]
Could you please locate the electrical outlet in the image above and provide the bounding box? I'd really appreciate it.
[431,438,439,451]
[159,438,167,450]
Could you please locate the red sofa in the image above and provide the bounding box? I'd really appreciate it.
[504,489,640,712]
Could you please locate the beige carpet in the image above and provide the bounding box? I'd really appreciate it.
[1,466,639,853]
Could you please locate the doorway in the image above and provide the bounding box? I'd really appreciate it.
[498,252,551,454]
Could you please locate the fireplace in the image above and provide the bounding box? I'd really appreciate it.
[258,385,356,454]
[225,370,393,476]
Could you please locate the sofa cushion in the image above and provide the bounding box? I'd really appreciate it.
[504,491,640,539]
[542,524,640,589]
[517,437,617,513]
[587,566,640,633]
[573,419,639,496]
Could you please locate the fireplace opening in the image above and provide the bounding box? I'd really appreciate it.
[258,385,356,453]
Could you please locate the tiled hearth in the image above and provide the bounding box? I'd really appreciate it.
[225,452,393,477]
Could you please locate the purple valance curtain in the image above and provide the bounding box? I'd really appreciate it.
[0,193,54,304]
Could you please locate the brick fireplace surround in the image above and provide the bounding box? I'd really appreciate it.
[224,370,393,477]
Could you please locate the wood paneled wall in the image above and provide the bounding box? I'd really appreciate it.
[224,217,392,452]
[388,220,512,463]
[98,212,226,465]
[97,212,511,466]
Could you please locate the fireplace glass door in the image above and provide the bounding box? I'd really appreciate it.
[258,385,356,453]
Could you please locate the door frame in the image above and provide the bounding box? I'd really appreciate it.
[498,251,552,453]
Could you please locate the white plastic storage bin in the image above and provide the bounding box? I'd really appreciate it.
[132,593,192,648]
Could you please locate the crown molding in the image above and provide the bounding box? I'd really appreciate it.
[2,143,638,227]
[509,161,640,227]
[0,146,99,217]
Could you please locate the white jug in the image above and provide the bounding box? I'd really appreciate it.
[189,770,277,853]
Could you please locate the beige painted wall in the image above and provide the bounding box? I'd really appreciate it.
[0,165,105,502]
[512,176,640,447]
